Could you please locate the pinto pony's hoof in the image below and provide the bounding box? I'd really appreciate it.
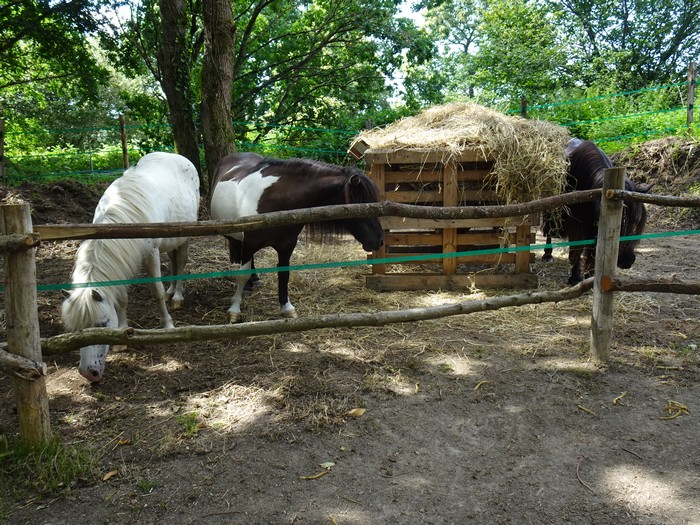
[281,308,298,319]
[542,254,554,263]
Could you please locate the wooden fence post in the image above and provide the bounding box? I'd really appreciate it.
[1,203,52,443]
[119,114,129,169]
[590,167,626,362]
[0,119,5,186]
[688,62,697,127]
[520,96,528,118]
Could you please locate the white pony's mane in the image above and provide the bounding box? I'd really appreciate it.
[62,168,159,331]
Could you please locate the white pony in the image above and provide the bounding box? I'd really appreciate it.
[61,152,200,382]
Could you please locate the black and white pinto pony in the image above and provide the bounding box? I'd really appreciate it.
[61,152,200,382]
[210,152,384,323]
[542,138,652,285]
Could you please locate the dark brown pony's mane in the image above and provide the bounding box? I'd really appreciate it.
[261,157,379,243]
[567,140,614,190]
[568,140,647,236]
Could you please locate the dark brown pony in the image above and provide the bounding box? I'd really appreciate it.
[210,152,384,322]
[542,139,652,285]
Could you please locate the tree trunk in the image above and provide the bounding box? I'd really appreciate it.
[200,0,237,196]
[157,0,204,188]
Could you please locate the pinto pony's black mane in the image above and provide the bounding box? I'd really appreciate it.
[261,157,380,244]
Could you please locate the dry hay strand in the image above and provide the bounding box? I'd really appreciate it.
[352,102,571,202]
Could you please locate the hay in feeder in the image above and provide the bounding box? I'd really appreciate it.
[351,102,571,203]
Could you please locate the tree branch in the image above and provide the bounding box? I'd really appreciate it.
[39,279,594,355]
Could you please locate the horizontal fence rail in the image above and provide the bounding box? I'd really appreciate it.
[31,190,604,241]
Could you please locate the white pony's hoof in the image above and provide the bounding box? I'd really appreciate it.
[228,311,243,323]
[171,298,184,310]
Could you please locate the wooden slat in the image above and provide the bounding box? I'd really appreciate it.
[380,216,534,230]
[385,191,444,204]
[457,168,495,181]
[387,231,509,246]
[382,188,501,205]
[456,231,504,244]
[456,253,516,264]
[369,162,386,275]
[384,169,442,184]
[385,232,443,245]
[383,167,494,185]
[381,250,517,265]
[364,147,494,165]
[366,273,538,291]
[458,189,501,203]
[442,160,458,275]
[514,224,533,274]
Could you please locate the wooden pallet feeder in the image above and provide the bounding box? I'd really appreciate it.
[355,143,539,291]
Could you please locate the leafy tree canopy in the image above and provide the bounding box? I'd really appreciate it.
[405,0,700,108]
[99,0,431,142]
[0,0,108,97]
[554,0,700,89]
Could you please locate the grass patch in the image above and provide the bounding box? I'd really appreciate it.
[176,412,201,436]
[0,435,97,508]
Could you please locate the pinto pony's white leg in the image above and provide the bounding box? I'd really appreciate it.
[144,248,175,329]
[277,267,297,319]
[276,245,297,319]
[166,242,189,309]
[280,301,297,319]
[228,261,252,323]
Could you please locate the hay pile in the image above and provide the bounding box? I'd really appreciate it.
[351,102,571,202]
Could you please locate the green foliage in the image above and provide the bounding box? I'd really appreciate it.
[525,82,689,150]
[470,0,568,106]
[3,0,700,179]
[176,412,201,435]
[0,0,106,94]
[551,0,700,89]
[227,0,421,127]
[0,435,97,506]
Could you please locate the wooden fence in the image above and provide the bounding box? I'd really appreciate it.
[2,168,700,443]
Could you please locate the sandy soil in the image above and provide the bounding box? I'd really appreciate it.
[1,142,700,525]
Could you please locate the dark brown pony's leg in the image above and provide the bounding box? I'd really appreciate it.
[583,244,596,278]
[541,212,555,262]
[568,246,584,285]
[567,223,586,285]
[244,257,260,291]
[276,241,298,319]
[543,234,554,262]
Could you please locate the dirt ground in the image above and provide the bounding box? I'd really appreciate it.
[1,138,700,525]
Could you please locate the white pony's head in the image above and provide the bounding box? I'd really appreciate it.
[61,287,119,382]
